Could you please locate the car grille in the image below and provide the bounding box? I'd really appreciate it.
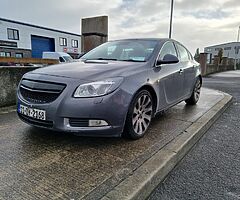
[19,79,66,104]
[69,118,89,127]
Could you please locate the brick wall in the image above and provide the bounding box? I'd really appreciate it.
[200,53,236,76]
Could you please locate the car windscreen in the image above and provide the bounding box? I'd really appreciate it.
[81,40,158,62]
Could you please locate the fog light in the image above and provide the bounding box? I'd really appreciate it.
[88,120,108,127]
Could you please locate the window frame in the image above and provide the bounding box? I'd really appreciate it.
[7,28,19,40]
[72,39,78,48]
[15,53,23,58]
[215,48,222,51]
[5,52,11,57]
[224,47,231,51]
[59,37,67,46]
[175,43,191,62]
[156,41,178,64]
[0,52,5,57]
[0,52,11,57]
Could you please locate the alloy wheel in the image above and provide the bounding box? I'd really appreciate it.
[194,80,201,101]
[132,94,153,135]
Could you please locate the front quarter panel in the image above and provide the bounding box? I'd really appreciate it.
[119,65,161,113]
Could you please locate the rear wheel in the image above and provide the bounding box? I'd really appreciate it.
[185,77,201,105]
[124,90,153,140]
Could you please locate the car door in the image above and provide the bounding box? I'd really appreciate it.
[157,41,184,107]
[175,43,196,97]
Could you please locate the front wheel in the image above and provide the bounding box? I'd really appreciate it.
[185,78,201,105]
[124,90,153,140]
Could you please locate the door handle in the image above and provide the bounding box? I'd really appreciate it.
[179,69,184,74]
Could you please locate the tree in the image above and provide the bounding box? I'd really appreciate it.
[194,48,200,62]
[218,48,223,64]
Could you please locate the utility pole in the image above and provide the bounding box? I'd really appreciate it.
[234,26,240,70]
[169,0,174,39]
[238,26,240,42]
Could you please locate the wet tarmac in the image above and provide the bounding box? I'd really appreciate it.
[0,88,224,199]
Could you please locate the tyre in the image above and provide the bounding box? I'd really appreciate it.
[185,77,201,105]
[124,90,153,139]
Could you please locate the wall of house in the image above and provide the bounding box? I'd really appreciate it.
[0,19,81,57]
[204,42,240,62]
[0,16,109,108]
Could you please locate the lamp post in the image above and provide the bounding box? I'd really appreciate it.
[234,26,240,70]
[237,26,240,42]
[169,0,174,39]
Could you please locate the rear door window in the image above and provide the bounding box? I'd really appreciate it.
[176,44,190,62]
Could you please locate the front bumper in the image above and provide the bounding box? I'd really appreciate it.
[17,112,121,137]
[17,74,132,137]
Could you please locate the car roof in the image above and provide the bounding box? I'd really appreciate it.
[109,38,176,43]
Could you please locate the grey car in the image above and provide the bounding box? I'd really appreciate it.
[17,38,202,139]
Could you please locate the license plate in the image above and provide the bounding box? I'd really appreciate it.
[18,104,46,121]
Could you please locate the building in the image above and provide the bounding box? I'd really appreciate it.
[0,18,81,59]
[204,42,240,63]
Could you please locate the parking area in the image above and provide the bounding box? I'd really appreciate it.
[0,88,226,199]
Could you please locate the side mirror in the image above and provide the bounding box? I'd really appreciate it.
[156,54,179,66]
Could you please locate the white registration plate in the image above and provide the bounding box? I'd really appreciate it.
[18,104,46,121]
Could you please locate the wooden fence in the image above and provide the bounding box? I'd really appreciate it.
[0,57,58,66]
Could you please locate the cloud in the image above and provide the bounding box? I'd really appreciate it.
[183,9,229,19]
[0,0,240,53]
[223,0,240,8]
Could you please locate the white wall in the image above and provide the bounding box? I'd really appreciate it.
[204,42,240,59]
[0,19,81,54]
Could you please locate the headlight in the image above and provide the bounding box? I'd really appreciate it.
[73,77,123,98]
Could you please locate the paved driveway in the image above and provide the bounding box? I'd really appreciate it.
[150,70,240,200]
[0,88,225,200]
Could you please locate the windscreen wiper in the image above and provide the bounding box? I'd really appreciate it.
[91,58,118,61]
[120,59,146,62]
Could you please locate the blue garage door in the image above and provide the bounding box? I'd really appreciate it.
[31,35,55,58]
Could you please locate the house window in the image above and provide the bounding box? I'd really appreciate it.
[235,46,240,54]
[224,47,231,50]
[215,48,222,51]
[0,52,5,57]
[7,28,19,40]
[5,52,11,57]
[72,40,78,48]
[60,38,67,46]
[15,53,23,58]
[0,52,11,57]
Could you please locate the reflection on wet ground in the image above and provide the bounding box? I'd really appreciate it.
[0,88,223,199]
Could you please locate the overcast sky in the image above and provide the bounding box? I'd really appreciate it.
[1,0,240,53]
